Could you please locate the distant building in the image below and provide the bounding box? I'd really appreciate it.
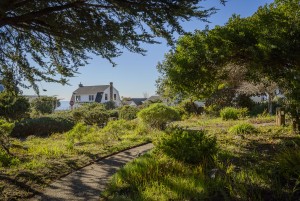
[70,82,121,107]
[123,98,147,107]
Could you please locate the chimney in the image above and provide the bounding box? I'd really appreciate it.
[110,82,113,101]
[79,82,83,87]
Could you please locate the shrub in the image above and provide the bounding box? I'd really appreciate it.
[237,107,249,118]
[104,101,116,110]
[119,105,139,120]
[0,149,19,167]
[0,119,14,154]
[66,123,88,148]
[204,104,220,117]
[72,103,109,126]
[178,100,201,116]
[0,92,30,121]
[220,107,239,120]
[102,119,137,140]
[275,147,300,189]
[228,123,258,135]
[11,117,74,138]
[137,103,180,130]
[30,96,59,115]
[157,126,217,165]
[82,110,109,126]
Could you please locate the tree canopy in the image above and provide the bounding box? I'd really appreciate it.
[157,0,300,105]
[0,0,225,93]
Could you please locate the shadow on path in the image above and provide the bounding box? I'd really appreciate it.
[29,143,153,201]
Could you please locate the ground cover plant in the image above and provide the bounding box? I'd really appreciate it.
[0,117,159,200]
[103,115,300,201]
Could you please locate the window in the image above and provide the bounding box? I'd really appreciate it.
[114,94,117,100]
[105,94,108,100]
[75,95,81,102]
[89,95,94,101]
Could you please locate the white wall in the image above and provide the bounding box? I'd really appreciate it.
[75,93,97,103]
[101,87,122,106]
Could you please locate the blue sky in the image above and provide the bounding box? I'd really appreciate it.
[22,0,274,101]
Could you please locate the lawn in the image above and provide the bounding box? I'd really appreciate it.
[102,115,300,201]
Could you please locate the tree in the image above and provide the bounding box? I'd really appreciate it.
[0,0,225,93]
[237,78,279,115]
[31,96,60,114]
[0,92,30,121]
[157,0,300,124]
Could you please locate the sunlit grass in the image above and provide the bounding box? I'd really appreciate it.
[0,119,156,199]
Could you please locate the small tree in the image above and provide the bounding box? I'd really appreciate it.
[31,96,60,115]
[119,106,139,120]
[137,103,180,130]
[0,92,30,121]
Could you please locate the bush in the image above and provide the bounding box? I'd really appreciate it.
[0,92,30,121]
[0,149,19,167]
[275,147,300,190]
[178,100,201,116]
[72,103,109,126]
[11,117,75,138]
[102,119,137,140]
[220,107,239,120]
[119,105,139,120]
[228,123,258,135]
[237,107,249,118]
[204,104,220,117]
[157,126,217,165]
[137,103,180,130]
[66,123,88,149]
[0,119,14,154]
[82,110,109,126]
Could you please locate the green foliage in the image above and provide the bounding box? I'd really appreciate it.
[11,117,74,138]
[275,146,300,191]
[119,105,139,120]
[235,94,255,110]
[157,126,217,165]
[72,103,109,126]
[0,149,20,167]
[220,107,239,120]
[30,96,60,115]
[102,119,137,140]
[156,0,300,127]
[178,99,201,116]
[0,1,220,94]
[0,119,14,154]
[66,123,87,149]
[103,152,210,200]
[204,104,220,117]
[104,101,116,110]
[0,92,30,121]
[138,103,180,130]
[228,123,258,135]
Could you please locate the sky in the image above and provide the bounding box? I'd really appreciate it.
[22,0,274,102]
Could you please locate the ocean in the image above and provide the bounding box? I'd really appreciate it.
[55,100,71,111]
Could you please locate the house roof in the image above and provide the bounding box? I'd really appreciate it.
[123,98,147,106]
[73,85,110,95]
[147,95,161,102]
[131,98,147,106]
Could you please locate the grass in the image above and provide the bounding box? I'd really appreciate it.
[102,115,300,201]
[0,119,158,200]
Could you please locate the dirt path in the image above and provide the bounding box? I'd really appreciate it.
[29,143,154,201]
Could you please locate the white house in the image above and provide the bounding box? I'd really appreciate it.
[70,82,122,107]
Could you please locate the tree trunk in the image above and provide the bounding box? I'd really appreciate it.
[267,93,273,115]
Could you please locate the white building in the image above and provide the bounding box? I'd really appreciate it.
[70,82,122,107]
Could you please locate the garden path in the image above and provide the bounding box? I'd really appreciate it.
[29,143,154,201]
